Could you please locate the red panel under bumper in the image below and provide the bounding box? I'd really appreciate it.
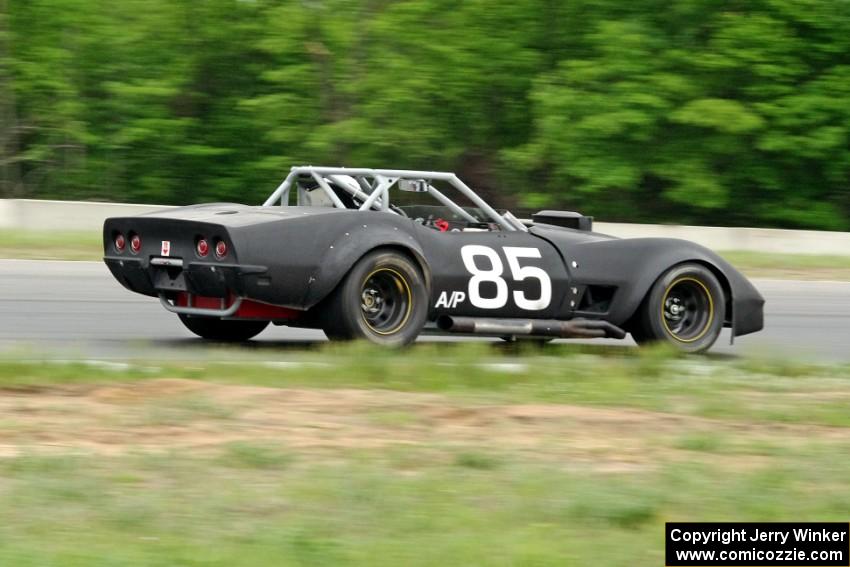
[175,293,300,321]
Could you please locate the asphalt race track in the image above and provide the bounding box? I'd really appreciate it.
[1,259,848,361]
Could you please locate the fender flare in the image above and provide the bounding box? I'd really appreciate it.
[301,222,430,309]
[564,238,740,327]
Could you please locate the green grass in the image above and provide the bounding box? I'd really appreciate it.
[4,449,849,566]
[3,342,849,425]
[0,229,102,261]
[719,250,850,279]
[0,345,849,565]
[1,229,850,279]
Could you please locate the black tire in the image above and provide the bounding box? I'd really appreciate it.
[322,249,427,347]
[631,263,725,354]
[322,325,349,341]
[179,315,269,342]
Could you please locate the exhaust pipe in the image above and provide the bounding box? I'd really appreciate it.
[436,315,626,340]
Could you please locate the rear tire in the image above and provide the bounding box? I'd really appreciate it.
[631,263,725,354]
[322,250,427,347]
[179,315,269,342]
[322,326,349,341]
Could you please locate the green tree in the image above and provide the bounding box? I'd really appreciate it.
[509,0,850,229]
[2,0,849,229]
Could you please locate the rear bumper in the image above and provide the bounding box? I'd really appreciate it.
[104,256,268,299]
[105,256,300,321]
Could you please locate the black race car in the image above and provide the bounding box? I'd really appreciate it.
[103,166,764,352]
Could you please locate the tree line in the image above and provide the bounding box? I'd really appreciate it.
[2,0,849,229]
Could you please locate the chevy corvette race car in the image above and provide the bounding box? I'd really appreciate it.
[103,166,764,352]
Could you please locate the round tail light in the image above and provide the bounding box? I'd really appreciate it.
[114,233,126,253]
[215,240,228,259]
[130,234,142,254]
[196,238,209,257]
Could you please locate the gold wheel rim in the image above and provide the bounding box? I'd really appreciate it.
[361,268,413,335]
[661,277,715,343]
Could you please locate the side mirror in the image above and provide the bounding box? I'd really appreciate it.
[398,179,429,193]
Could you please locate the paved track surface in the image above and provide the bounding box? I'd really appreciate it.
[1,260,848,361]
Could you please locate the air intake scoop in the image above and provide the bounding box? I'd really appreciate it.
[532,210,593,231]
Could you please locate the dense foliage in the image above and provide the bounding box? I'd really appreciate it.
[2,0,849,228]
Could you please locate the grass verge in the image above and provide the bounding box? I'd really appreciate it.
[0,344,848,565]
[0,229,102,261]
[718,250,850,280]
[2,342,849,425]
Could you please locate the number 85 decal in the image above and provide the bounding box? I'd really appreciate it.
[460,245,552,310]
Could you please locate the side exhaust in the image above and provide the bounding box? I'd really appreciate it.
[436,315,627,340]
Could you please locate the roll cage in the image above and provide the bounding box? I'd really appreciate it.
[262,166,525,232]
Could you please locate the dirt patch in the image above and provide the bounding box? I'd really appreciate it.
[0,379,846,470]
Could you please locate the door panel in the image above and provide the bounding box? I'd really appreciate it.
[417,228,570,319]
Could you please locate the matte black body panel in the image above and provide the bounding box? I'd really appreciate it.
[104,204,426,310]
[528,226,764,336]
[103,203,764,338]
[416,227,570,319]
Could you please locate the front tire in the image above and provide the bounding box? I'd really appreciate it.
[178,315,269,342]
[631,263,725,353]
[322,250,427,347]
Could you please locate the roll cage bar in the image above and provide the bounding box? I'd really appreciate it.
[262,166,525,232]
